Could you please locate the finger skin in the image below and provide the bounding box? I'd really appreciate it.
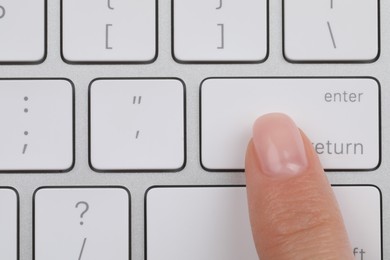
[246,131,353,260]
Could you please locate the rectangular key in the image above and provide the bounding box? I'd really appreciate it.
[90,79,185,171]
[0,79,74,172]
[201,78,380,171]
[284,0,379,62]
[146,186,382,260]
[34,187,130,260]
[0,188,18,260]
[0,0,46,62]
[173,0,268,62]
[62,0,156,63]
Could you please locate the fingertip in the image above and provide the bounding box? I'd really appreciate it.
[245,113,352,259]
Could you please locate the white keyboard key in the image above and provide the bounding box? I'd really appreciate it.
[0,79,74,172]
[0,188,18,260]
[90,79,185,171]
[34,187,130,260]
[284,0,379,62]
[173,0,268,62]
[201,78,380,171]
[0,0,45,62]
[62,0,156,63]
[146,186,382,260]
[336,186,382,260]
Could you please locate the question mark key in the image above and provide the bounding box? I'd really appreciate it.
[34,187,130,260]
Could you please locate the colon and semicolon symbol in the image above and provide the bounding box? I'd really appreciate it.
[23,96,29,155]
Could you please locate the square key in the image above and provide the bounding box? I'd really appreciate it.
[284,0,379,62]
[62,0,157,63]
[146,186,382,260]
[0,0,46,63]
[0,79,74,172]
[34,187,130,260]
[90,79,185,171]
[173,0,268,62]
[200,78,380,171]
[0,188,18,260]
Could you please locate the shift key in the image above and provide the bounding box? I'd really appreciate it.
[201,77,380,171]
[146,185,382,260]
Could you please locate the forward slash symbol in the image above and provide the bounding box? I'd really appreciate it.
[135,130,140,139]
[78,238,87,260]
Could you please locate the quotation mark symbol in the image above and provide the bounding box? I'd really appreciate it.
[133,96,142,105]
[132,96,142,139]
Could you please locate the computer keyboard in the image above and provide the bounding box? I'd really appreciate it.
[0,0,387,259]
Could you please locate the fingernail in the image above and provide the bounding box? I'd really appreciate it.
[252,113,308,177]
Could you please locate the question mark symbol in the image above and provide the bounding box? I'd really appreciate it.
[75,201,89,226]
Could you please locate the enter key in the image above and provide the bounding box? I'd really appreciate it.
[201,77,380,171]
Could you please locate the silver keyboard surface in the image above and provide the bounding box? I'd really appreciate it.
[0,0,388,259]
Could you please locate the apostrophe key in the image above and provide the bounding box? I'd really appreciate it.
[89,79,185,172]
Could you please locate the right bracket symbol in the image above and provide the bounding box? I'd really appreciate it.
[216,0,223,10]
